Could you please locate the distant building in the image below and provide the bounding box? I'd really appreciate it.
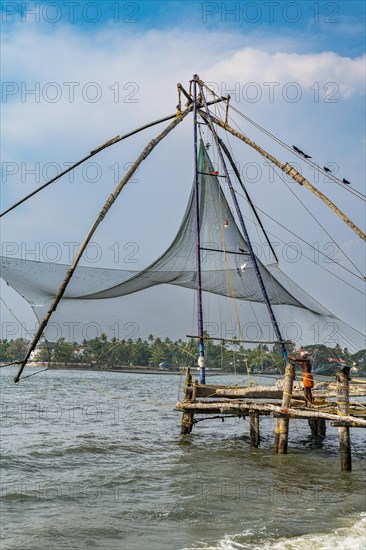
[30,342,56,361]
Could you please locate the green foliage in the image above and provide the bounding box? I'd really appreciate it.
[0,336,364,373]
[36,345,51,362]
[53,338,75,363]
[0,339,10,361]
[7,338,29,361]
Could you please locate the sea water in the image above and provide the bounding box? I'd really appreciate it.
[1,368,365,549]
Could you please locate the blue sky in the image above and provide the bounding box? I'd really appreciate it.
[1,0,365,55]
[0,0,365,347]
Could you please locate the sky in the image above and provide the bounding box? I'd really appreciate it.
[0,0,365,347]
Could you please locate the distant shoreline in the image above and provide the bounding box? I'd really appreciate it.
[48,365,233,376]
[3,363,363,377]
[7,363,234,376]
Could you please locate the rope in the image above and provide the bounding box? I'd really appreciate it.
[0,297,36,339]
[202,83,366,203]
[270,163,364,279]
[214,124,273,358]
[206,99,364,287]
[0,361,21,368]
[227,102,366,202]
[207,121,257,380]
[18,367,49,380]
[194,414,241,424]
[0,295,52,368]
[234,190,365,291]
[217,103,365,282]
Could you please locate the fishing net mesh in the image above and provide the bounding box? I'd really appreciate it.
[0,143,364,351]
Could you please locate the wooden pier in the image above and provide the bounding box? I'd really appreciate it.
[176,368,366,471]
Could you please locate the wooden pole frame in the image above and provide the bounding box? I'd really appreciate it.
[337,371,352,471]
[249,410,260,447]
[175,400,366,427]
[274,362,295,453]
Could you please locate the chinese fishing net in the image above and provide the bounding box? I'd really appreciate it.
[0,143,364,354]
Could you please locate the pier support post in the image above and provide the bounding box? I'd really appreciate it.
[308,418,326,438]
[181,412,194,434]
[249,410,260,447]
[308,418,318,437]
[318,418,326,437]
[337,369,352,471]
[181,368,194,434]
[274,362,295,454]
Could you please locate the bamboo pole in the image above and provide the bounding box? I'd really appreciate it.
[1,98,224,218]
[308,418,327,437]
[0,115,179,218]
[193,75,206,385]
[274,363,295,453]
[177,83,193,105]
[186,335,292,345]
[337,370,352,471]
[175,400,366,427]
[332,420,364,428]
[196,384,317,400]
[14,104,194,383]
[198,110,366,243]
[181,367,194,434]
[249,410,260,447]
[318,419,327,436]
[308,419,318,437]
[181,412,194,434]
[213,388,318,399]
[213,385,366,399]
[198,85,289,364]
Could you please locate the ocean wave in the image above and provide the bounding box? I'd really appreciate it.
[184,513,366,550]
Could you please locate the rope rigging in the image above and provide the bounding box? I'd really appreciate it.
[270,160,365,279]
[212,103,366,281]
[229,103,366,202]
[198,83,365,242]
[213,102,365,280]
[233,190,365,291]
[199,105,365,289]
[201,81,366,202]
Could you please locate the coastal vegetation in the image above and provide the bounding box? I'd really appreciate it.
[0,336,364,374]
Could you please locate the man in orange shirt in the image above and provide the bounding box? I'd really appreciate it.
[288,350,314,405]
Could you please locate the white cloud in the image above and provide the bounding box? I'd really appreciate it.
[1,26,364,152]
[1,23,365,335]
